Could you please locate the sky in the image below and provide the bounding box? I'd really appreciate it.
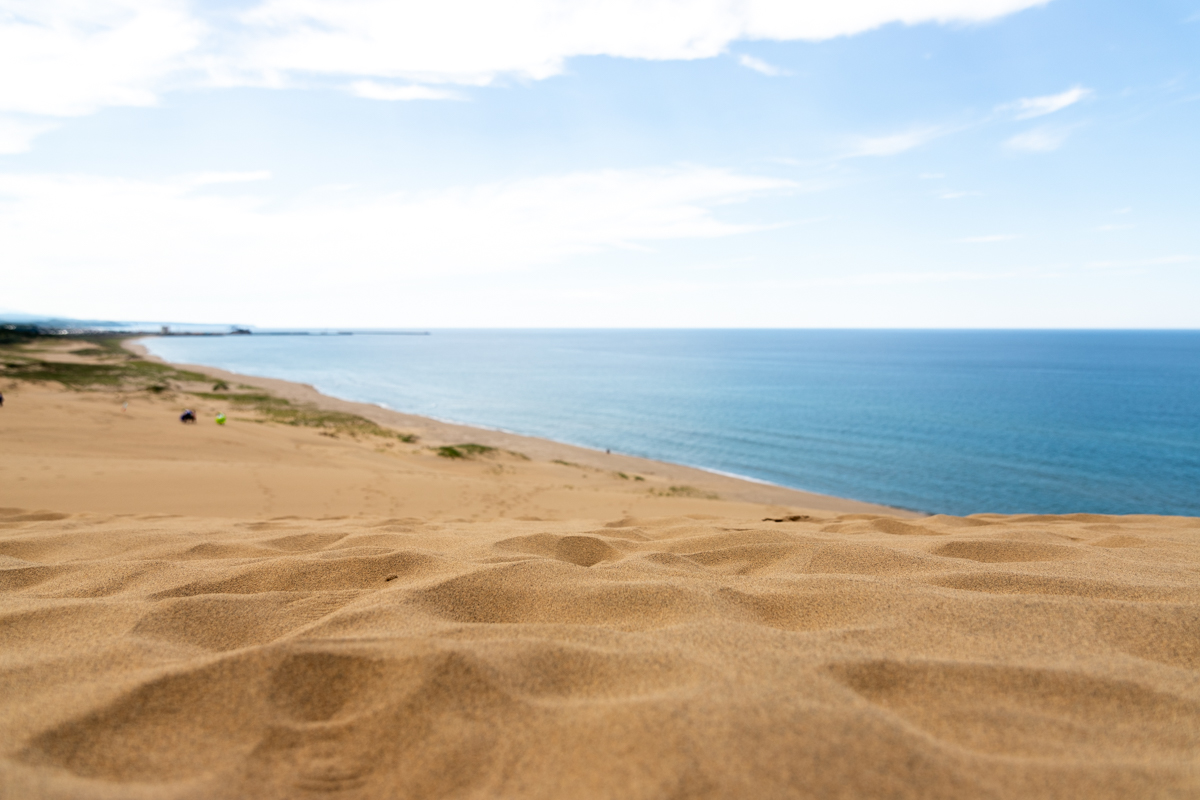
[1,0,1198,328]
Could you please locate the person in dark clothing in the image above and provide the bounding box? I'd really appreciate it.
[180,409,196,423]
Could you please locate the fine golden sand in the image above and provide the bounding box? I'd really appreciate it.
[1,344,1197,799]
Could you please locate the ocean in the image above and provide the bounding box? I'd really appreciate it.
[143,330,1200,516]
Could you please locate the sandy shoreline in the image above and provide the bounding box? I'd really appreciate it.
[1,336,1197,798]
[126,337,914,517]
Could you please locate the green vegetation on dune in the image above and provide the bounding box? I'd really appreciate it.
[436,443,528,460]
[0,331,417,443]
[0,325,42,346]
[192,392,417,441]
[436,443,496,459]
[651,485,718,500]
[68,347,110,358]
[1,350,209,389]
[553,460,645,481]
[192,391,287,406]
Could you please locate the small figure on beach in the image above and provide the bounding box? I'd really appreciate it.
[0,391,4,407]
[180,409,196,424]
[215,412,227,426]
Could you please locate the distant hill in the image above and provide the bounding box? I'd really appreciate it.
[0,311,242,334]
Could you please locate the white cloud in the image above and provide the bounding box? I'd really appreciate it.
[939,190,981,199]
[350,81,463,101]
[0,0,1051,121]
[955,234,1016,242]
[1086,255,1195,269]
[0,0,203,117]
[0,166,791,320]
[738,54,788,77]
[1005,126,1069,152]
[0,116,58,153]
[237,0,1051,87]
[236,1,1050,87]
[187,171,273,186]
[1095,223,1133,231]
[846,126,945,157]
[1005,86,1092,119]
[788,268,1028,288]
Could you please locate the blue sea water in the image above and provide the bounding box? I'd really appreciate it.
[144,330,1200,516]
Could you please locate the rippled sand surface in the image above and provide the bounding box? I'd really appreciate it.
[2,509,1198,799]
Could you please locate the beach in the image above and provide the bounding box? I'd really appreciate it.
[1,338,1197,798]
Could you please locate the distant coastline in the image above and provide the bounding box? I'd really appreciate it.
[138,329,1200,516]
[128,336,914,517]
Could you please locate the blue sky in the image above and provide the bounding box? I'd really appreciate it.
[1,0,1197,327]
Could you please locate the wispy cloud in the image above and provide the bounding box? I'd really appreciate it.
[791,268,1030,288]
[0,0,203,117]
[349,81,463,102]
[955,234,1016,243]
[0,165,793,322]
[845,126,945,157]
[0,117,59,154]
[1006,126,1070,152]
[737,54,789,77]
[1003,86,1092,119]
[237,1,1052,89]
[188,171,273,186]
[1087,255,1195,269]
[1095,223,1134,231]
[0,0,1052,123]
[940,190,981,200]
[919,173,945,180]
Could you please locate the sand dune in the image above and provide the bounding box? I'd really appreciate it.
[1,347,1198,798]
[3,509,1198,799]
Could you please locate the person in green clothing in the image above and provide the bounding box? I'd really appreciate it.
[215,412,226,425]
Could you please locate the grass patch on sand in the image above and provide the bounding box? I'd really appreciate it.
[553,461,646,481]
[651,485,718,500]
[193,392,417,442]
[1,333,206,391]
[436,444,496,459]
[1,343,209,390]
[0,325,41,346]
[0,332,417,444]
[552,459,584,468]
[437,443,528,460]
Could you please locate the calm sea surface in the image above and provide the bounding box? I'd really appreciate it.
[144,330,1200,516]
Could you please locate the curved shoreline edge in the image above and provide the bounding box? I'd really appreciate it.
[128,337,922,518]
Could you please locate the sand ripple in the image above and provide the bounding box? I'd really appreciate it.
[2,510,1198,798]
